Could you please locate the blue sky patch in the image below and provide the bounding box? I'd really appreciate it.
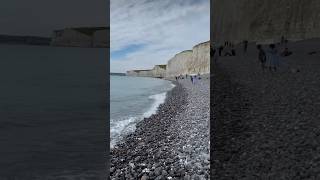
[111,44,146,60]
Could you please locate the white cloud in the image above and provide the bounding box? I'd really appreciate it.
[110,0,210,73]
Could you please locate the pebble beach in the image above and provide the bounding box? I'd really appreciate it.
[110,76,210,180]
[212,39,320,179]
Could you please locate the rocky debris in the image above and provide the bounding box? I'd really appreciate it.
[212,41,320,179]
[110,76,210,179]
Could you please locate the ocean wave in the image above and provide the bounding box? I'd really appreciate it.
[143,81,175,118]
[143,92,167,118]
[110,82,174,148]
[110,116,137,149]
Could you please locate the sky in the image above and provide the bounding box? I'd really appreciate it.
[0,0,108,36]
[110,0,210,73]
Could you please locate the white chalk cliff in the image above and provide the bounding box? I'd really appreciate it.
[126,41,210,78]
[212,0,320,44]
[51,27,108,48]
[165,41,210,77]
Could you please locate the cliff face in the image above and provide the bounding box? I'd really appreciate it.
[212,0,320,44]
[93,30,109,48]
[126,70,138,76]
[51,27,109,48]
[126,65,166,78]
[166,41,210,77]
[191,41,210,74]
[166,50,193,77]
[152,65,166,78]
[51,29,92,47]
[126,41,210,78]
[126,70,153,77]
[137,70,153,77]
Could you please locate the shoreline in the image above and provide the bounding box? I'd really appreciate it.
[111,75,210,179]
[110,77,176,149]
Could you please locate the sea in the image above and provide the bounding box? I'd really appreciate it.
[0,44,107,178]
[110,75,174,148]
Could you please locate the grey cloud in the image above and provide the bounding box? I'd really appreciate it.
[0,0,108,36]
[110,0,209,73]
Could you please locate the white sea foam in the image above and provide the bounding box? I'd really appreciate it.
[143,82,175,118]
[143,92,167,118]
[111,82,174,149]
[110,117,137,149]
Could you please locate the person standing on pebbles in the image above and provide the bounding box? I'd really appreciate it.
[256,44,266,72]
[193,75,197,84]
[197,73,201,80]
[266,44,280,72]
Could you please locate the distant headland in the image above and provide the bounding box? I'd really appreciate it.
[0,27,109,48]
[0,35,51,46]
[51,27,108,48]
[110,73,126,76]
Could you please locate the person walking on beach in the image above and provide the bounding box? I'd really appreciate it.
[224,44,232,56]
[281,36,285,45]
[211,45,218,63]
[218,46,224,56]
[212,46,219,63]
[231,44,236,56]
[210,45,215,57]
[257,44,266,71]
[266,44,280,72]
[243,40,248,53]
[191,76,194,84]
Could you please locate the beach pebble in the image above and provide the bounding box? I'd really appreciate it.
[110,78,210,179]
[141,175,149,180]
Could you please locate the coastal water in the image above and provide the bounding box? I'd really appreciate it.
[110,75,174,148]
[0,44,107,178]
